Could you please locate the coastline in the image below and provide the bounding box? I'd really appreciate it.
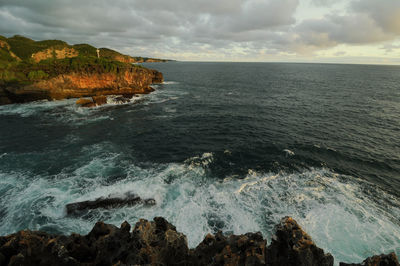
[0,216,398,266]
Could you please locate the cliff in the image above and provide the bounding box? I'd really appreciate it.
[0,36,164,105]
[1,64,163,104]
[0,217,398,266]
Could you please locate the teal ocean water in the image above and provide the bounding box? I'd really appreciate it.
[0,62,399,264]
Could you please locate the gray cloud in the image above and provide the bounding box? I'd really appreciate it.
[310,0,337,7]
[0,0,399,60]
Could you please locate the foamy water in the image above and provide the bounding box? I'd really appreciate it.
[1,63,400,265]
[0,148,399,264]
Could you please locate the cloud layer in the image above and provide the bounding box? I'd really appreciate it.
[0,0,399,61]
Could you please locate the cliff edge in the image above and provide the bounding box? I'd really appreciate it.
[0,35,165,105]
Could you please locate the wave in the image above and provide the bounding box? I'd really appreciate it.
[163,81,179,85]
[0,147,399,264]
[0,99,75,117]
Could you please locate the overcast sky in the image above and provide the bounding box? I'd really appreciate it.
[1,0,400,64]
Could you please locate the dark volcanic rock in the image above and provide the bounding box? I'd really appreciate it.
[340,252,400,266]
[131,217,189,265]
[65,192,156,215]
[191,231,266,265]
[0,216,398,266]
[266,216,334,266]
[0,230,78,266]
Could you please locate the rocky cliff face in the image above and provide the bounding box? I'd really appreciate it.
[0,216,398,266]
[31,47,78,63]
[0,40,20,61]
[0,67,163,104]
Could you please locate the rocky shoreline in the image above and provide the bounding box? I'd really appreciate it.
[0,67,163,105]
[0,35,165,106]
[0,216,398,266]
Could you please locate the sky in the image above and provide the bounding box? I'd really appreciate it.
[0,0,400,64]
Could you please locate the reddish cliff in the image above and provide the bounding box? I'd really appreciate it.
[1,67,163,104]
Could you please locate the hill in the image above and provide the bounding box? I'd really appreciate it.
[0,35,164,105]
[0,35,172,64]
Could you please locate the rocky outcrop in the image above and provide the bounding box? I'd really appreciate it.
[0,67,163,104]
[66,192,156,216]
[192,231,266,265]
[31,47,78,62]
[0,217,398,266]
[266,216,334,266]
[340,252,400,266]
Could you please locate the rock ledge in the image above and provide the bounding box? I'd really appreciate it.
[0,216,398,266]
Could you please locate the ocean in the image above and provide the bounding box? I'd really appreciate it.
[0,62,399,264]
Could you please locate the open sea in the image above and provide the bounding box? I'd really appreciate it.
[0,62,399,264]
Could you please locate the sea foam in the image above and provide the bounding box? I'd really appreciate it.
[0,148,399,265]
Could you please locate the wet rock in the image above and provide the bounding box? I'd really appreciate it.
[76,97,95,107]
[129,217,189,265]
[121,93,134,98]
[266,216,334,266]
[0,252,5,265]
[191,231,266,265]
[0,216,398,266]
[65,192,156,215]
[340,252,400,266]
[113,95,131,104]
[91,95,107,106]
[0,230,78,266]
[152,70,164,83]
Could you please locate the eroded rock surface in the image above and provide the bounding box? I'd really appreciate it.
[31,47,78,63]
[191,231,266,265]
[0,217,398,266]
[266,216,334,266]
[1,67,163,104]
[340,252,400,266]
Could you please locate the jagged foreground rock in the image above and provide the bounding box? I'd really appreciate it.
[0,216,398,266]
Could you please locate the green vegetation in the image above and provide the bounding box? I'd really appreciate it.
[0,48,16,63]
[28,70,49,81]
[0,34,169,86]
[0,54,138,85]
[6,35,69,60]
[73,44,97,57]
[31,57,128,76]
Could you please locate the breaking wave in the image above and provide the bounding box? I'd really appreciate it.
[0,147,399,264]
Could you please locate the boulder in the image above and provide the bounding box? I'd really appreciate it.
[191,231,266,265]
[91,95,107,106]
[130,217,189,265]
[340,252,400,266]
[65,192,156,215]
[76,98,95,107]
[266,216,334,266]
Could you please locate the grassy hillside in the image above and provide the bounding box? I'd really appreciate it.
[73,43,97,57]
[2,55,146,84]
[0,35,145,86]
[6,35,69,60]
[0,35,172,63]
[0,34,168,86]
